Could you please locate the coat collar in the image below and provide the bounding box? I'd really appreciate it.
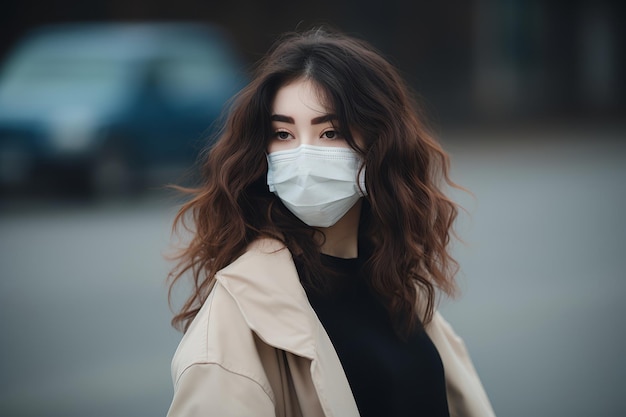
[215,238,360,417]
[215,238,319,359]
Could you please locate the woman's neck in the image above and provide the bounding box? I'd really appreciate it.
[316,200,362,259]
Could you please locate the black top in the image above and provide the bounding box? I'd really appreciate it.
[298,254,450,417]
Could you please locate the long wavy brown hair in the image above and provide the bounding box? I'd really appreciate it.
[168,28,460,337]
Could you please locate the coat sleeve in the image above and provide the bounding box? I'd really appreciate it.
[427,312,496,417]
[167,363,276,417]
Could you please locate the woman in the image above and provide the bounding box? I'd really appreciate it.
[166,29,495,417]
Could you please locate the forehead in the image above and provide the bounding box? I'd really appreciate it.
[272,78,332,115]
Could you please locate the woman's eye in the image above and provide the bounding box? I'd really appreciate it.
[321,130,341,139]
[275,131,292,140]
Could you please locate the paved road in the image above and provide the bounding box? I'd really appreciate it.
[441,125,626,417]
[0,125,624,416]
[0,197,180,417]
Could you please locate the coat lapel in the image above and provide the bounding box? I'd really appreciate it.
[215,238,360,417]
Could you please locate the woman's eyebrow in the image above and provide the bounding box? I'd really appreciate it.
[270,114,294,124]
[311,114,337,125]
[270,114,338,125]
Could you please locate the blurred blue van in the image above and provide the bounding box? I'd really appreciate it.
[0,22,246,194]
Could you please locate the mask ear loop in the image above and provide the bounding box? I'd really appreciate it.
[265,153,276,192]
[357,165,367,197]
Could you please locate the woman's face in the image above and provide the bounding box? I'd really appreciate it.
[267,79,353,153]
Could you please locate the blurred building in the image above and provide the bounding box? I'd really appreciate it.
[1,0,624,126]
[472,0,624,121]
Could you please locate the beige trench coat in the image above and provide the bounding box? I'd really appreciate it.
[167,239,496,417]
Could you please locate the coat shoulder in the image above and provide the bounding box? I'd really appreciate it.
[171,239,287,381]
[170,281,273,399]
[167,281,278,416]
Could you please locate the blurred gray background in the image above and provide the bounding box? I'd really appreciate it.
[0,1,625,416]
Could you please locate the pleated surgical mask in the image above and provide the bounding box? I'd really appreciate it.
[266,145,366,227]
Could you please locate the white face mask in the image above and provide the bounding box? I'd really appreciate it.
[267,145,366,228]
